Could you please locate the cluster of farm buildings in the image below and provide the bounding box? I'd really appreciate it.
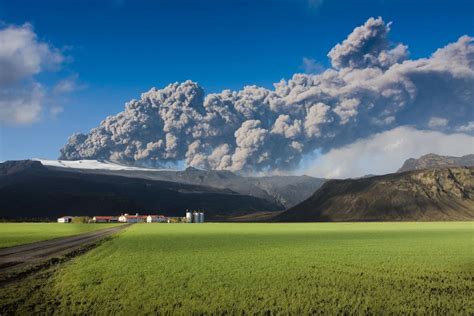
[57,210,205,224]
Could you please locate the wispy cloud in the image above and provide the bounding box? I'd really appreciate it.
[456,121,474,132]
[307,0,323,9]
[300,57,324,73]
[52,75,85,95]
[49,75,85,118]
[428,117,448,128]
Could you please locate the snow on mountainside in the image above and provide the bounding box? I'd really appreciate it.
[34,159,174,172]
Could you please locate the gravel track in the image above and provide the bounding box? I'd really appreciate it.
[0,224,130,273]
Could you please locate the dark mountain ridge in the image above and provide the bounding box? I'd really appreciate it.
[0,160,281,220]
[44,164,325,209]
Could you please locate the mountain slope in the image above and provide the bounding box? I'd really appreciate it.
[277,167,474,222]
[244,175,325,209]
[0,160,281,220]
[38,160,325,208]
[37,159,173,171]
[398,154,474,173]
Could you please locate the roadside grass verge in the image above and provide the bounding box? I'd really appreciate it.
[0,223,123,248]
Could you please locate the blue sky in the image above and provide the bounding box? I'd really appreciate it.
[0,0,473,166]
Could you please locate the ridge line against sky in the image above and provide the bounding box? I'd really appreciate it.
[0,0,473,178]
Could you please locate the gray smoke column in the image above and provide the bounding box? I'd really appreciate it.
[60,17,474,173]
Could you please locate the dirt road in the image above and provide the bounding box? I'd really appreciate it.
[0,224,129,277]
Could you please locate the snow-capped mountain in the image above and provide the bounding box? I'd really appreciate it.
[34,159,173,172]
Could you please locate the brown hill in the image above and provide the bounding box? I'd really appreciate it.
[276,167,474,222]
[398,153,474,173]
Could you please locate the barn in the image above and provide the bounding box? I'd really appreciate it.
[92,216,118,223]
[118,214,147,223]
[146,215,168,223]
[57,216,73,223]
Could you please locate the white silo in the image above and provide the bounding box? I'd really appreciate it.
[185,210,192,223]
[199,212,204,223]
[193,211,199,223]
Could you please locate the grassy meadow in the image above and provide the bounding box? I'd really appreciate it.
[0,223,122,248]
[2,222,474,314]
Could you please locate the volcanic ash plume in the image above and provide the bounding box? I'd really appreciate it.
[60,17,474,173]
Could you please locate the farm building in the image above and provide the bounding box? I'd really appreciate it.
[92,216,118,223]
[111,212,194,223]
[118,214,148,223]
[185,210,205,223]
[57,216,73,223]
[146,215,168,223]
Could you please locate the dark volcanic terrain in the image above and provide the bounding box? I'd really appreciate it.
[0,160,281,220]
[277,167,474,222]
[44,164,325,209]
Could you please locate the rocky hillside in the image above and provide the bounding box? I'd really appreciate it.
[398,153,474,173]
[0,160,281,220]
[277,167,474,222]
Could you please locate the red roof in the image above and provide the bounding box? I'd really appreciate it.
[94,216,117,219]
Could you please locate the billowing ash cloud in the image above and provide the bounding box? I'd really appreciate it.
[60,17,474,173]
[328,17,408,69]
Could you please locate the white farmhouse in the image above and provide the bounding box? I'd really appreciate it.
[118,214,147,223]
[57,216,73,223]
[146,215,168,223]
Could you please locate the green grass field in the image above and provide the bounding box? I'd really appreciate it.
[0,223,122,248]
[3,222,474,314]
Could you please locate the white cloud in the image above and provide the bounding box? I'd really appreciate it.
[304,126,474,179]
[0,23,66,125]
[456,121,474,132]
[53,76,83,95]
[301,57,324,74]
[428,116,448,128]
[0,83,44,124]
[0,23,63,85]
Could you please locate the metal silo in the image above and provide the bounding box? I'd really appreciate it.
[185,210,192,223]
[193,211,199,223]
[199,212,204,223]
